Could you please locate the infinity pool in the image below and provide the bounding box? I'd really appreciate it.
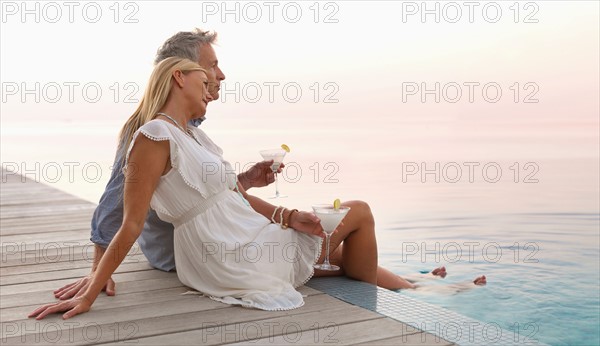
[380,212,600,346]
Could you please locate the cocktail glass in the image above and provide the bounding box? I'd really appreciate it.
[259,148,287,198]
[312,204,350,271]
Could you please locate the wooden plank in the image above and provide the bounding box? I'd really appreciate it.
[1,269,177,296]
[235,317,424,345]
[1,230,94,248]
[1,218,91,229]
[1,244,141,268]
[0,170,53,183]
[1,258,151,285]
[0,253,146,276]
[0,182,82,190]
[1,240,94,255]
[1,213,91,225]
[2,291,341,345]
[0,189,91,200]
[0,197,93,208]
[0,175,83,192]
[1,285,323,323]
[1,276,185,309]
[0,293,227,340]
[2,199,90,209]
[0,245,142,268]
[0,193,92,203]
[1,216,92,236]
[1,210,91,222]
[356,333,454,346]
[0,184,84,193]
[2,244,96,267]
[0,194,81,202]
[1,286,191,322]
[1,224,91,236]
[0,183,64,193]
[0,205,95,219]
[0,183,76,191]
[0,197,85,208]
[111,304,383,345]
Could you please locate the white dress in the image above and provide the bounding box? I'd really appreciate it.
[125,120,322,310]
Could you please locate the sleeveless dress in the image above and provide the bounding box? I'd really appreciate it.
[125,120,322,310]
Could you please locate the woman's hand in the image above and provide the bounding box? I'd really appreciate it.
[28,296,93,320]
[54,274,116,300]
[290,211,335,238]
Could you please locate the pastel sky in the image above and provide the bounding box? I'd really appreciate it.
[1,1,598,205]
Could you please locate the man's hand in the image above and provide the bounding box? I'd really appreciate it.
[238,160,284,190]
[53,274,115,300]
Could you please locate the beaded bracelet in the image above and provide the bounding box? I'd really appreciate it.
[279,207,286,228]
[271,206,281,224]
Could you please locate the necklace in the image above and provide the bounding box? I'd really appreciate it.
[156,112,202,146]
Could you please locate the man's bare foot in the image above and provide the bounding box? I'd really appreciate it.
[473,275,487,285]
[431,266,447,278]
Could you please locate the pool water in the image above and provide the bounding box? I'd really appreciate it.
[379,212,600,346]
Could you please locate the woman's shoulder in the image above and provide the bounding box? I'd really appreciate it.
[137,119,177,140]
[140,119,173,131]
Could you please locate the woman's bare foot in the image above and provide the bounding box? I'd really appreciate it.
[473,275,487,285]
[431,266,447,278]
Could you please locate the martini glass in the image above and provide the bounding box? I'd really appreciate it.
[259,148,287,198]
[312,204,351,271]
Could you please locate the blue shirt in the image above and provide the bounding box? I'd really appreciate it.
[90,117,206,271]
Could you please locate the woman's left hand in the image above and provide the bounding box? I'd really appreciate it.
[290,211,336,238]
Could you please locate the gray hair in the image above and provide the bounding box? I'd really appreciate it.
[154,28,218,65]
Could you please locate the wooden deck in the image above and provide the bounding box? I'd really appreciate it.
[0,168,451,345]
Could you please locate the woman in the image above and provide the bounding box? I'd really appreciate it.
[29,57,323,318]
[29,57,484,320]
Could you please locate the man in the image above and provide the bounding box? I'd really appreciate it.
[54,29,279,299]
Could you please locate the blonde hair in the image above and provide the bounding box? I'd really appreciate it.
[118,57,206,157]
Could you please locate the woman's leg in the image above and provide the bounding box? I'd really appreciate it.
[313,244,418,289]
[313,200,378,285]
[414,275,487,294]
[311,200,452,290]
[376,266,416,289]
